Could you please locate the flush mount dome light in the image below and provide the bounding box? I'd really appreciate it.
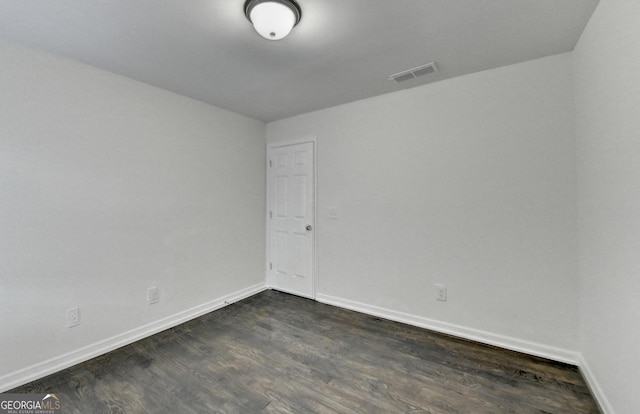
[244,0,302,40]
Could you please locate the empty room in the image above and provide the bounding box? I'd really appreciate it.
[0,0,638,413]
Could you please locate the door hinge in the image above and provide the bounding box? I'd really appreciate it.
[269,211,273,219]
[269,262,273,270]
[269,159,273,167]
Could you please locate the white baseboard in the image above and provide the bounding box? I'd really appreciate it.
[577,353,614,414]
[316,293,578,365]
[0,282,266,393]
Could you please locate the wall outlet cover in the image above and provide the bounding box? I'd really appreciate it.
[66,307,80,327]
[435,284,447,301]
[147,286,159,304]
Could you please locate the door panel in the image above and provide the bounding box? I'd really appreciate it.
[267,141,314,298]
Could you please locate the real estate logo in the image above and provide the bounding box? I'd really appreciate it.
[0,394,62,414]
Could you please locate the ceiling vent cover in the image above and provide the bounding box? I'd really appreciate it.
[389,62,438,83]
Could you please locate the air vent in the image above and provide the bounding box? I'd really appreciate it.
[388,62,438,83]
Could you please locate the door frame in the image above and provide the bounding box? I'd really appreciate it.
[265,137,317,299]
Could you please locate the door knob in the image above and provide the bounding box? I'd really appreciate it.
[305,224,313,232]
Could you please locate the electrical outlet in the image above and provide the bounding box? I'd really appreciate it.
[66,307,80,327]
[435,284,447,301]
[147,286,159,305]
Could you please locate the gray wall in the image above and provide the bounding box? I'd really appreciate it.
[0,40,266,388]
[574,0,640,412]
[268,53,578,361]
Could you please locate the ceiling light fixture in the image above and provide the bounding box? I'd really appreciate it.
[244,0,302,41]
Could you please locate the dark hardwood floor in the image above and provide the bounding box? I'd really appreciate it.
[11,290,600,413]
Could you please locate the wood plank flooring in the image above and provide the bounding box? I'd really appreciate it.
[11,290,601,413]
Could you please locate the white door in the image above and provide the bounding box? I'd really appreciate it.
[267,141,315,298]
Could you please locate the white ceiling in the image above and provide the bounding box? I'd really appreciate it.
[0,0,599,122]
